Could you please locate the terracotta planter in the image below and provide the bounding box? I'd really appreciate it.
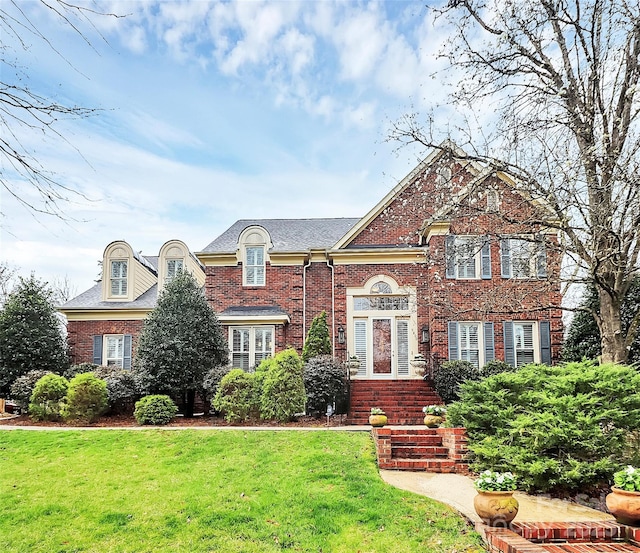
[369,414,387,427]
[473,490,519,527]
[606,487,640,525]
[423,414,443,427]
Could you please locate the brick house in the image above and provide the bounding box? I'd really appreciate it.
[60,145,563,422]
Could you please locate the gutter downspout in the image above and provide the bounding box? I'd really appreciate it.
[302,253,312,340]
[324,251,336,358]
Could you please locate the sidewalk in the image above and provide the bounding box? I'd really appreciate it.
[379,469,613,524]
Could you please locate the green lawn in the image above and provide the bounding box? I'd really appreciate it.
[0,430,483,553]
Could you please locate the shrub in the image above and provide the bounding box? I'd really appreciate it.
[213,369,260,423]
[9,369,51,411]
[93,366,139,414]
[29,374,69,421]
[433,360,479,404]
[301,311,332,362]
[134,395,178,425]
[447,361,640,494]
[63,363,100,380]
[303,355,348,417]
[481,360,514,377]
[62,373,108,423]
[261,348,306,422]
[202,365,232,404]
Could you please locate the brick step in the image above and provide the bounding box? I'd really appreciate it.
[390,435,444,446]
[378,458,458,472]
[391,445,449,459]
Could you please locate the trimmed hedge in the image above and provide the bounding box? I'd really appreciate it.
[447,361,640,493]
[134,395,178,425]
[62,372,108,423]
[29,373,69,421]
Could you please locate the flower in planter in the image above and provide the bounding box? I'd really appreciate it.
[422,405,447,416]
[613,466,640,492]
[370,407,385,415]
[474,470,517,492]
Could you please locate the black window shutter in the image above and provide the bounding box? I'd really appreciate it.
[539,321,551,365]
[503,321,515,366]
[445,235,456,279]
[92,335,103,365]
[481,237,492,279]
[123,335,133,369]
[484,322,495,362]
[448,321,459,360]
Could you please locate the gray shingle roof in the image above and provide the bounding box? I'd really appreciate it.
[201,218,360,253]
[60,283,158,311]
[220,305,289,317]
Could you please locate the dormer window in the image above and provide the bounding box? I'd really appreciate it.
[238,226,271,287]
[245,246,264,285]
[110,260,128,296]
[166,258,184,282]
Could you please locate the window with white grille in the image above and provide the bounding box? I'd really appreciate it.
[166,259,184,282]
[230,326,274,369]
[105,335,124,367]
[110,261,128,296]
[514,322,535,366]
[245,246,265,286]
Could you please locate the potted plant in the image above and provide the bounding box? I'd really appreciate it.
[422,404,446,427]
[369,407,387,427]
[606,466,640,525]
[473,470,519,527]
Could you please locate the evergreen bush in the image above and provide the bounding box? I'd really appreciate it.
[213,369,259,423]
[9,369,51,411]
[0,276,69,395]
[63,363,100,380]
[93,366,139,414]
[303,355,348,416]
[447,361,640,493]
[202,364,232,405]
[29,373,69,421]
[481,360,515,377]
[62,372,108,423]
[261,348,306,422]
[301,311,332,362]
[433,360,479,404]
[134,394,178,425]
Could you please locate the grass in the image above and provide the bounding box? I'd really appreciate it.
[0,430,484,553]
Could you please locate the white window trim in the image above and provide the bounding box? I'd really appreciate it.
[513,321,540,366]
[451,236,482,280]
[243,245,265,286]
[228,325,275,369]
[457,322,483,369]
[109,260,128,297]
[104,334,124,367]
[165,258,184,283]
[502,237,543,279]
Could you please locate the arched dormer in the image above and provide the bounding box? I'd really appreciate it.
[158,239,206,293]
[236,226,272,287]
[101,241,157,302]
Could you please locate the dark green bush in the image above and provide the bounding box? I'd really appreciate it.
[134,394,178,425]
[481,360,514,377]
[29,374,69,421]
[447,361,640,493]
[301,311,332,362]
[303,355,348,416]
[9,369,51,411]
[213,369,260,423]
[63,363,100,380]
[433,360,479,404]
[261,348,306,422]
[62,373,108,423]
[93,366,139,414]
[202,364,232,405]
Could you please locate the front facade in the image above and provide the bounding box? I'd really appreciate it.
[61,146,563,404]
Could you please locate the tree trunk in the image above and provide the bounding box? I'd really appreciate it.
[598,288,628,364]
[184,389,196,418]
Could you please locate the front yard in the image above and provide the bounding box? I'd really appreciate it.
[0,430,483,553]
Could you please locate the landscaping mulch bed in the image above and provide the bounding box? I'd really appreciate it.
[0,413,349,428]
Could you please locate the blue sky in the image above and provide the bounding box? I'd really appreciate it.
[1,0,458,297]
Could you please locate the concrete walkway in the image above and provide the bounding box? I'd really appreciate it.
[380,469,614,524]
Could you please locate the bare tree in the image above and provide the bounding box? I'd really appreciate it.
[0,1,119,219]
[392,0,640,363]
[0,261,18,307]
